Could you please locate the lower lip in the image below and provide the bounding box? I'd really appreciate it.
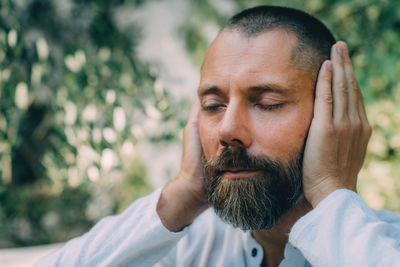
[223,170,260,179]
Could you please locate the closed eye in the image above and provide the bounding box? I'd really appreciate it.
[255,103,284,110]
[202,104,226,111]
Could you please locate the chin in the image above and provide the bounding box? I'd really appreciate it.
[207,175,302,231]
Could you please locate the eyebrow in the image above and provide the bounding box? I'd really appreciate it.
[248,84,291,95]
[198,86,225,98]
[198,83,291,97]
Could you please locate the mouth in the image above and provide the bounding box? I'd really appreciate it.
[221,168,261,179]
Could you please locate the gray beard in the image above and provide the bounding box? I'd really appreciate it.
[204,147,303,231]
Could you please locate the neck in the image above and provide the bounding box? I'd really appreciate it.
[252,197,312,267]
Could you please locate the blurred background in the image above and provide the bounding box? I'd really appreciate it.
[0,0,399,264]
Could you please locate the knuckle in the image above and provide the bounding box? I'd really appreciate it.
[322,93,333,104]
[349,79,359,91]
[316,122,335,138]
[335,81,348,94]
[322,74,331,83]
[335,119,351,134]
[352,118,362,132]
[365,123,373,137]
[324,124,335,136]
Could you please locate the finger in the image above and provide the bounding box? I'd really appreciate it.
[182,97,203,165]
[184,97,201,147]
[358,97,372,142]
[187,97,201,125]
[358,97,368,125]
[331,42,348,121]
[351,74,371,139]
[342,42,360,120]
[314,60,333,123]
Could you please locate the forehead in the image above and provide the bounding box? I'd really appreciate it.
[199,29,311,94]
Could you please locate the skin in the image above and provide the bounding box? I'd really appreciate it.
[156,29,371,267]
[198,30,313,176]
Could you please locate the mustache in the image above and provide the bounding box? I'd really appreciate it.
[204,146,304,230]
[204,146,284,177]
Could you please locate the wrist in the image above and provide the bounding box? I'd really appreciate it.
[157,178,208,232]
[307,188,336,208]
[305,181,356,208]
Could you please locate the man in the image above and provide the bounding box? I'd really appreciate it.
[37,6,400,267]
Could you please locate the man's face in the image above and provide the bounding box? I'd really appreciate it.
[198,29,315,230]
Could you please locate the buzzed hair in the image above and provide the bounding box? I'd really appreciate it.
[224,6,336,81]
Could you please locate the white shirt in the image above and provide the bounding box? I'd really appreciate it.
[36,188,400,266]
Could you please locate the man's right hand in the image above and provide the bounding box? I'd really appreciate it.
[156,97,209,232]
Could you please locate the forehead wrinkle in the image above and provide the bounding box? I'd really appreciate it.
[226,26,317,76]
[203,29,294,73]
[236,28,316,79]
[199,67,309,99]
[200,29,314,97]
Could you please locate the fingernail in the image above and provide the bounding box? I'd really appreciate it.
[326,60,332,71]
[342,42,348,55]
[336,45,342,55]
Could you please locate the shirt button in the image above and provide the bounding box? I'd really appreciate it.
[251,248,257,257]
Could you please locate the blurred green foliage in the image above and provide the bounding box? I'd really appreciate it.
[0,0,184,247]
[1,0,399,248]
[180,0,400,212]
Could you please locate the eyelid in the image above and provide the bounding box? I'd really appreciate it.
[200,95,225,105]
[256,103,284,110]
[201,99,222,107]
[200,96,226,112]
[257,96,286,104]
[254,94,286,110]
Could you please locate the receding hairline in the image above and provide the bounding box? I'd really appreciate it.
[212,26,322,79]
[219,5,336,81]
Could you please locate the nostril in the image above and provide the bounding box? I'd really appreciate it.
[219,138,244,147]
[232,139,243,146]
[220,140,229,147]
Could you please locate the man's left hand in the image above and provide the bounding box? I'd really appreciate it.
[302,41,372,208]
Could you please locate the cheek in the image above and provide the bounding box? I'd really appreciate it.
[253,103,313,160]
[198,114,220,160]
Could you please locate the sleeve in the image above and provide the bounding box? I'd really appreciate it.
[289,189,400,267]
[35,187,187,267]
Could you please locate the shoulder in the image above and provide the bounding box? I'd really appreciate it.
[373,209,400,229]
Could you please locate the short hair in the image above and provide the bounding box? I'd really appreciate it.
[224,6,336,81]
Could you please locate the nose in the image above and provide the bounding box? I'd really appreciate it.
[218,101,252,148]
